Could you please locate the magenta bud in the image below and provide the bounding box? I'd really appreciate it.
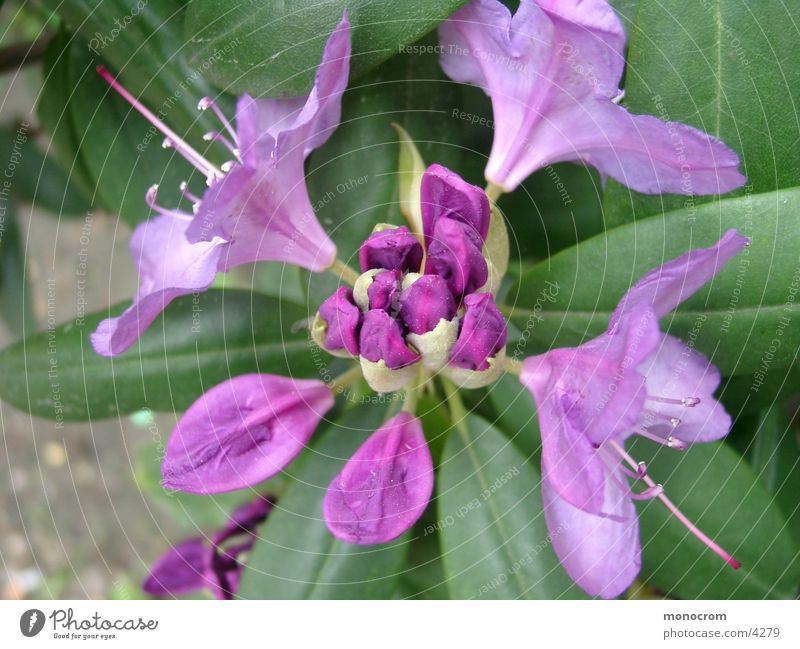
[317,286,361,355]
[324,412,434,544]
[358,225,423,273]
[449,293,507,371]
[367,269,402,312]
[420,163,490,248]
[426,218,488,299]
[359,309,420,369]
[399,274,456,335]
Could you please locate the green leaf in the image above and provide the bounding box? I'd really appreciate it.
[508,188,800,376]
[487,373,541,460]
[184,0,468,97]
[0,199,34,336]
[0,290,318,421]
[604,0,800,225]
[438,414,585,599]
[237,404,408,599]
[748,404,800,545]
[632,438,800,599]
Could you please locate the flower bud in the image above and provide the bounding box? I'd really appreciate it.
[446,293,507,388]
[426,217,489,299]
[399,274,456,335]
[368,269,403,312]
[312,286,361,357]
[358,224,423,273]
[359,309,420,392]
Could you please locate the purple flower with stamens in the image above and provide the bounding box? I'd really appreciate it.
[439,0,746,194]
[90,15,350,356]
[162,374,334,494]
[324,412,434,544]
[143,495,273,600]
[520,229,748,598]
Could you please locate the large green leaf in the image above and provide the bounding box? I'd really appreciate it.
[184,0,468,97]
[507,188,800,376]
[604,0,800,225]
[632,438,800,599]
[438,414,585,599]
[238,404,408,599]
[0,290,317,421]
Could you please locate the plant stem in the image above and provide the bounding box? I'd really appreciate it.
[485,182,505,203]
[442,377,469,438]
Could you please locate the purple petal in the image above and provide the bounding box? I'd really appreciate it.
[426,218,488,299]
[609,229,750,331]
[449,292,507,370]
[142,538,209,597]
[638,334,731,443]
[358,226,423,273]
[318,287,361,355]
[186,164,336,272]
[367,269,402,311]
[542,467,641,599]
[359,309,420,369]
[399,274,457,335]
[420,164,490,247]
[162,375,333,494]
[91,212,223,357]
[324,412,433,544]
[234,14,350,165]
[212,496,275,547]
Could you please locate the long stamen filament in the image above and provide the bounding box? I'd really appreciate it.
[96,66,222,179]
[647,395,701,407]
[198,97,239,146]
[204,131,241,160]
[607,439,741,569]
[635,428,688,451]
[145,185,192,221]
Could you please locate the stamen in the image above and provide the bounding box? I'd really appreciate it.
[204,131,241,160]
[612,89,626,104]
[635,428,688,451]
[647,395,701,407]
[179,181,200,204]
[607,439,741,570]
[145,184,191,221]
[630,484,664,501]
[198,96,239,146]
[96,66,222,179]
[643,409,681,428]
[220,160,237,173]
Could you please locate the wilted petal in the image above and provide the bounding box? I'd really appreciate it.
[91,212,223,357]
[317,287,361,355]
[324,412,433,544]
[449,293,507,370]
[609,229,749,331]
[142,538,209,597]
[420,163,490,247]
[163,375,334,494]
[399,274,457,335]
[638,334,731,443]
[426,217,488,299]
[359,309,420,369]
[543,467,640,599]
[358,226,423,273]
[187,164,336,272]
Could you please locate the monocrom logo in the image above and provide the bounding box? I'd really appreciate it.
[19,609,46,637]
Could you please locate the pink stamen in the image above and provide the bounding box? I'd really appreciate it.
[635,428,688,451]
[643,409,681,428]
[179,181,200,204]
[608,439,741,570]
[198,97,239,146]
[204,131,241,159]
[96,66,222,179]
[145,184,191,221]
[647,395,701,407]
[630,484,664,501]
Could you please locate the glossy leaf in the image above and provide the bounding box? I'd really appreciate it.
[631,438,800,599]
[604,0,800,224]
[184,0,468,96]
[237,404,408,599]
[507,188,800,376]
[0,290,317,421]
[438,414,585,599]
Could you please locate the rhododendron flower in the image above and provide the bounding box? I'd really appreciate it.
[520,229,749,598]
[439,0,746,194]
[162,374,334,494]
[91,15,351,356]
[143,496,273,599]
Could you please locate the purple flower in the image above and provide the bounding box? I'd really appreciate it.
[324,412,434,544]
[439,0,746,194]
[315,286,362,356]
[91,15,351,356]
[449,292,507,371]
[143,496,273,599]
[359,226,423,273]
[520,229,748,598]
[399,274,457,335]
[359,309,420,370]
[162,374,334,494]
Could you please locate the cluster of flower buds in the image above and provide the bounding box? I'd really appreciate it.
[312,164,508,392]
